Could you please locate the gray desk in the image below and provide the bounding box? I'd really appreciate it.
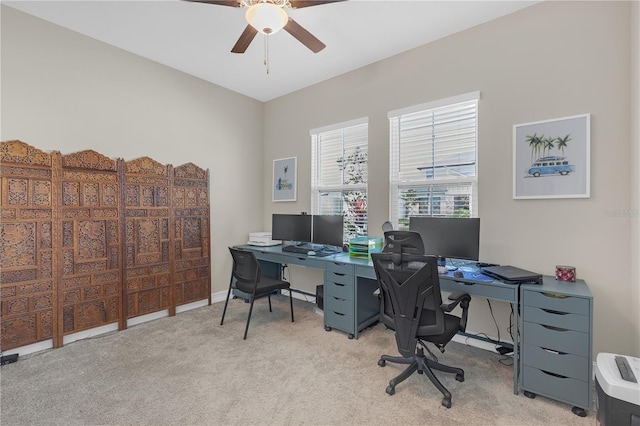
[236,245,594,412]
[235,245,380,340]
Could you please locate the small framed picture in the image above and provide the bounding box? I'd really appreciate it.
[513,114,590,199]
[272,157,297,202]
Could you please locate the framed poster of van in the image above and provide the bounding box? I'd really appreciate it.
[513,114,590,199]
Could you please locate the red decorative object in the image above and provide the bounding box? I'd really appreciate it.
[556,265,576,282]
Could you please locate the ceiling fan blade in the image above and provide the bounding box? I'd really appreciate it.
[283,18,325,53]
[183,0,241,6]
[231,24,258,53]
[289,0,346,9]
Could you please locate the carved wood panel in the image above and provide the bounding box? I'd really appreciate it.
[123,157,172,318]
[172,163,211,306]
[1,141,211,352]
[58,150,123,346]
[0,141,57,350]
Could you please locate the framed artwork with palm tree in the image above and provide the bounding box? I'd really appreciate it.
[273,157,297,202]
[513,114,590,199]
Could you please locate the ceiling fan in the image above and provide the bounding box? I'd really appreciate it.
[185,0,345,54]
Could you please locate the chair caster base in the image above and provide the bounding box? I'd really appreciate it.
[378,359,386,367]
[456,373,464,382]
[442,397,452,408]
[571,407,587,417]
[386,385,395,395]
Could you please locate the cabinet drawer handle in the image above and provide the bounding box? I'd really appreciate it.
[541,324,569,332]
[332,297,346,302]
[540,369,568,379]
[542,292,568,299]
[541,347,567,355]
[332,311,345,316]
[334,283,345,287]
[542,308,567,315]
[333,272,346,277]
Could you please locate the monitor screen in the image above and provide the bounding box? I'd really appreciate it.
[271,214,312,242]
[312,215,344,248]
[409,217,480,261]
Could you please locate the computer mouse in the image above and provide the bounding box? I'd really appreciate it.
[307,251,316,256]
[453,271,464,279]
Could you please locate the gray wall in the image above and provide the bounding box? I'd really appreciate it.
[1,5,265,301]
[263,1,639,357]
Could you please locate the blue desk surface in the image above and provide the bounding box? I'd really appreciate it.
[439,270,495,283]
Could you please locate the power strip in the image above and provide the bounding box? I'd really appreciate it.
[1,354,19,365]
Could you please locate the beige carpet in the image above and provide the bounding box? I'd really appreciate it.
[0,296,595,425]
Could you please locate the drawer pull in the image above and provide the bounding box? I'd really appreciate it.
[332,311,345,316]
[334,283,345,287]
[542,292,568,299]
[542,308,568,315]
[542,324,569,332]
[541,347,567,355]
[333,272,346,277]
[332,297,346,302]
[540,369,568,379]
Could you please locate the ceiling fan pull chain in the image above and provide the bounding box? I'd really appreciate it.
[264,34,270,74]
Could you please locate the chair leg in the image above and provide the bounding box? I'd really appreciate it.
[220,284,233,326]
[428,359,465,377]
[243,296,256,340]
[289,289,295,322]
[418,357,453,408]
[380,354,413,366]
[268,294,273,312]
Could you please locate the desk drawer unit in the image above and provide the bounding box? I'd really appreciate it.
[324,262,356,338]
[520,284,593,414]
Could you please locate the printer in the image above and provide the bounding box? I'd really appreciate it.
[247,232,281,247]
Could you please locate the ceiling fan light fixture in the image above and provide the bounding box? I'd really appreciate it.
[245,3,288,35]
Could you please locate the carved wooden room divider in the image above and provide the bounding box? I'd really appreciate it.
[0,141,211,351]
[0,141,57,350]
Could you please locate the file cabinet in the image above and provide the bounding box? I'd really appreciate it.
[520,278,593,416]
[323,261,379,339]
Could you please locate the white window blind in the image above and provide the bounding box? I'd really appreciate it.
[311,118,368,242]
[388,92,479,229]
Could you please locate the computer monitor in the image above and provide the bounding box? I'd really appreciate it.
[409,217,480,262]
[271,214,312,242]
[312,215,344,248]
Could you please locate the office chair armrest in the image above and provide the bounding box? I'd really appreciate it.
[440,291,471,312]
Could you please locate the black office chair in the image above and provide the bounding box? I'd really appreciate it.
[222,247,294,340]
[383,230,425,255]
[378,230,425,330]
[371,252,471,408]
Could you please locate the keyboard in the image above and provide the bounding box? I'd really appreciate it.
[282,245,313,254]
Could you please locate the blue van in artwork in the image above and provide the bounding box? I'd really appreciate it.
[527,156,575,177]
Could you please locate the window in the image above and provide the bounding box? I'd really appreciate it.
[311,118,368,243]
[388,92,479,229]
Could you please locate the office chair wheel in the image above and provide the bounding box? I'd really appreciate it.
[455,372,464,382]
[378,359,386,367]
[386,385,395,396]
[442,397,452,408]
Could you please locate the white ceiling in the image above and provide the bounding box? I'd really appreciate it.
[4,0,539,102]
